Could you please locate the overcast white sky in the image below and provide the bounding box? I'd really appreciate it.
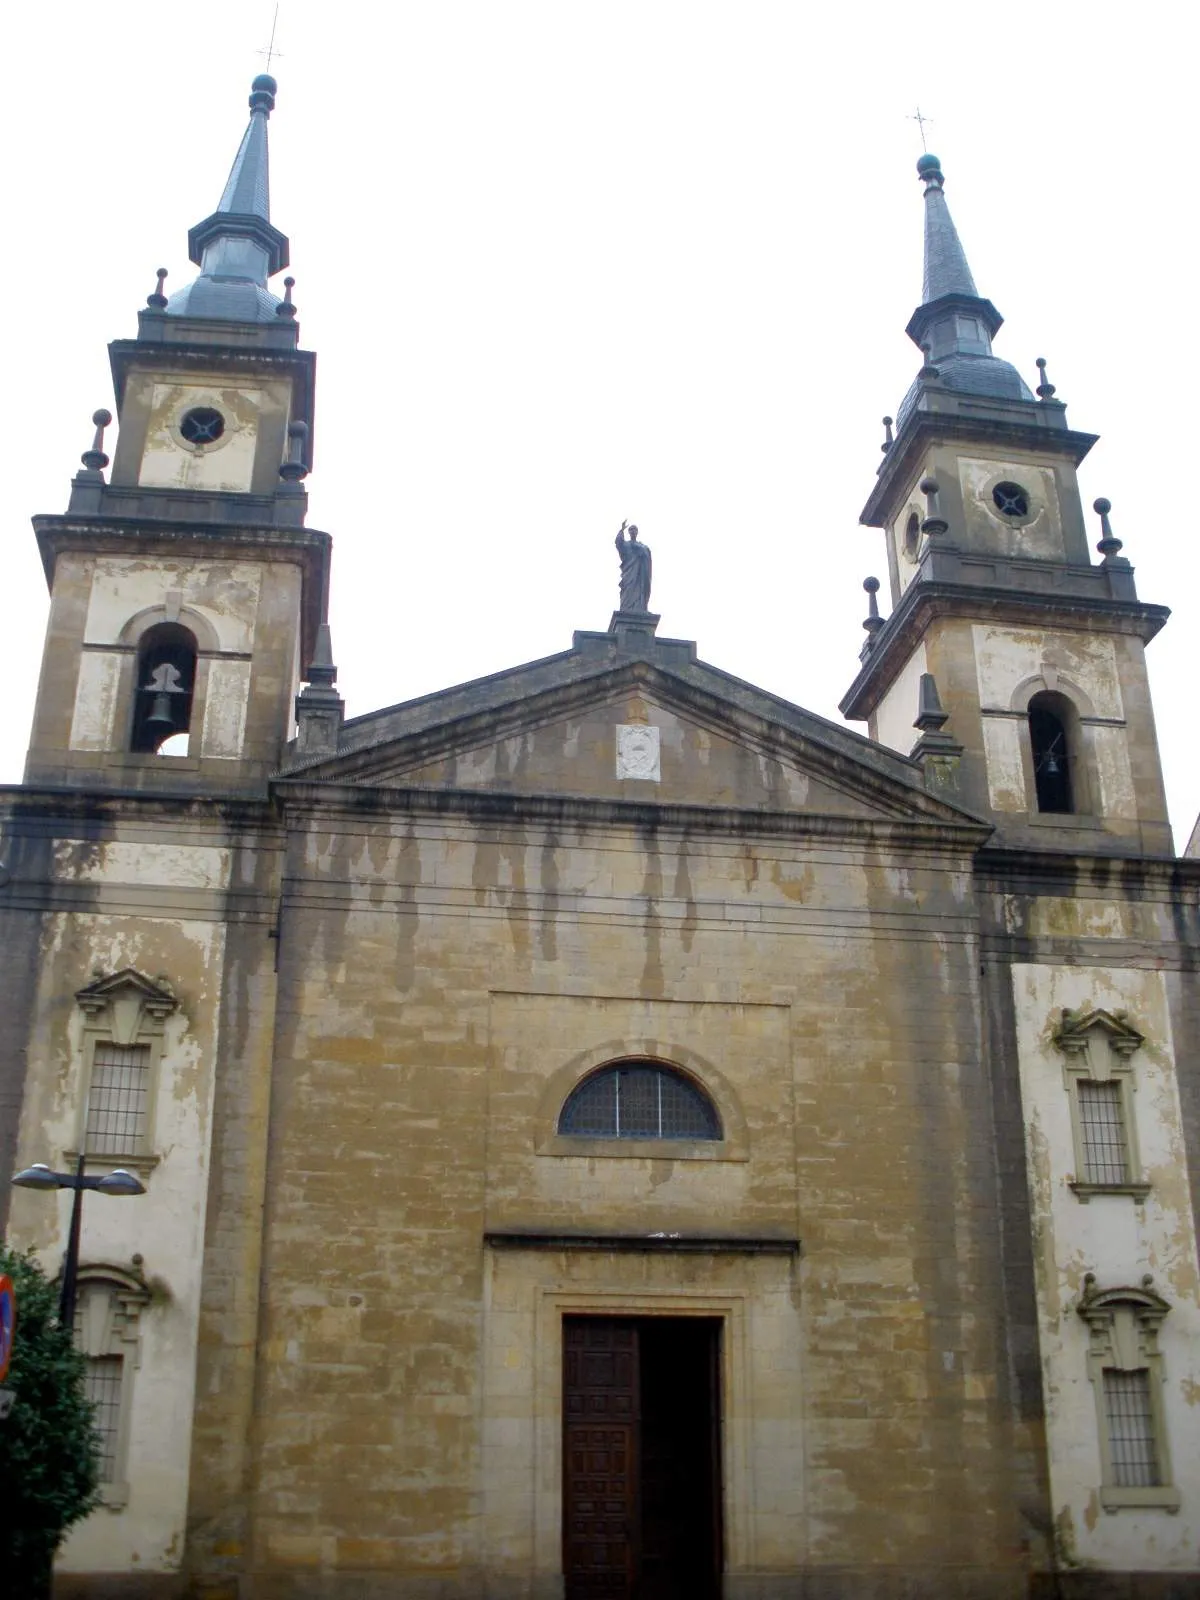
[3,2,1197,842]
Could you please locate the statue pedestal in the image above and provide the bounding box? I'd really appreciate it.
[608,610,660,641]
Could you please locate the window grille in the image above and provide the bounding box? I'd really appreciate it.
[1077,1079,1128,1184]
[1103,1368,1160,1487]
[86,1042,151,1153]
[83,1353,124,1484]
[559,1064,720,1140]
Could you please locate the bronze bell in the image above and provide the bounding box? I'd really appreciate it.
[145,692,178,731]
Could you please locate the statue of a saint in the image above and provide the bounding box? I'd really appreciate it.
[615,521,652,613]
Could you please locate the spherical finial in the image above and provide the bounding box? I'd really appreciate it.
[861,576,884,647]
[146,266,169,310]
[920,476,939,498]
[249,74,277,114]
[1092,497,1123,562]
[916,153,944,188]
[277,276,298,320]
[1035,355,1058,401]
[280,418,311,485]
[81,408,113,473]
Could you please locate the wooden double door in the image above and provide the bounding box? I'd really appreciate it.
[563,1316,723,1600]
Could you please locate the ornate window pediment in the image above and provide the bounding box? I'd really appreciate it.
[1054,1007,1148,1202]
[1077,1274,1178,1513]
[73,1258,152,1510]
[72,971,179,1172]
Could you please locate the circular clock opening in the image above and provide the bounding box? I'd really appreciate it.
[179,407,226,446]
[992,481,1030,518]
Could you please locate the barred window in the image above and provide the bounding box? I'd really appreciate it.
[559,1064,721,1141]
[1103,1368,1160,1487]
[86,1042,151,1153]
[83,1354,124,1483]
[1077,1079,1129,1184]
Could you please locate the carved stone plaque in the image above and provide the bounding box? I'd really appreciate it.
[616,723,661,781]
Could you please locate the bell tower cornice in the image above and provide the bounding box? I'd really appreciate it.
[862,402,1098,531]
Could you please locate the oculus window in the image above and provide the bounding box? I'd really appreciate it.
[559,1062,721,1141]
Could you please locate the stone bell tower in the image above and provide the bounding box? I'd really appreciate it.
[25,74,336,795]
[841,154,1172,856]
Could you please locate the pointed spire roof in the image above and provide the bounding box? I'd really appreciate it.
[898,154,1032,418]
[216,83,274,218]
[917,153,979,302]
[166,75,290,324]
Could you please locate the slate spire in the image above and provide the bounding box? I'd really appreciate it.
[899,154,1032,414]
[917,153,978,303]
[165,75,291,324]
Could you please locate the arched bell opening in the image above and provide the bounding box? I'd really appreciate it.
[130,623,197,754]
[1028,690,1078,814]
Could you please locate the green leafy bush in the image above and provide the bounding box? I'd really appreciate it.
[0,1245,100,1594]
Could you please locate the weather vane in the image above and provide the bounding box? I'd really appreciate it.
[258,3,283,73]
[910,106,933,152]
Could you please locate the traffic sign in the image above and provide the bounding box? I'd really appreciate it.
[0,1274,15,1384]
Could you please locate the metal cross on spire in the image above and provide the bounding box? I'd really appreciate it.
[910,106,934,152]
[258,3,283,72]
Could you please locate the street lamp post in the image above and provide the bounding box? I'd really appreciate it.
[11,1156,145,1326]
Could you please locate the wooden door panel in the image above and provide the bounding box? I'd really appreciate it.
[563,1316,722,1600]
[564,1320,638,1598]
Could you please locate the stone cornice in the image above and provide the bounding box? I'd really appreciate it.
[862,408,1099,527]
[0,785,279,834]
[268,779,993,856]
[484,1231,801,1256]
[974,845,1200,897]
[841,581,1169,721]
[33,514,331,668]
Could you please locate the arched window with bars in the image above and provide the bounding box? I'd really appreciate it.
[558,1060,722,1142]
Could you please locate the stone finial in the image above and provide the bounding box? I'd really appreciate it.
[80,409,113,473]
[913,672,950,733]
[146,267,169,310]
[304,623,337,689]
[276,276,297,320]
[918,342,940,381]
[919,474,948,537]
[294,622,344,758]
[1093,497,1124,561]
[861,578,884,652]
[880,416,894,455]
[910,670,963,794]
[279,419,310,483]
[1035,355,1057,401]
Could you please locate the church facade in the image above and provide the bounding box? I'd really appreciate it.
[3,76,1200,1600]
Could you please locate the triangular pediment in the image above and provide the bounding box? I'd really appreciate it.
[1054,1007,1144,1050]
[280,636,983,832]
[75,968,178,1011]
